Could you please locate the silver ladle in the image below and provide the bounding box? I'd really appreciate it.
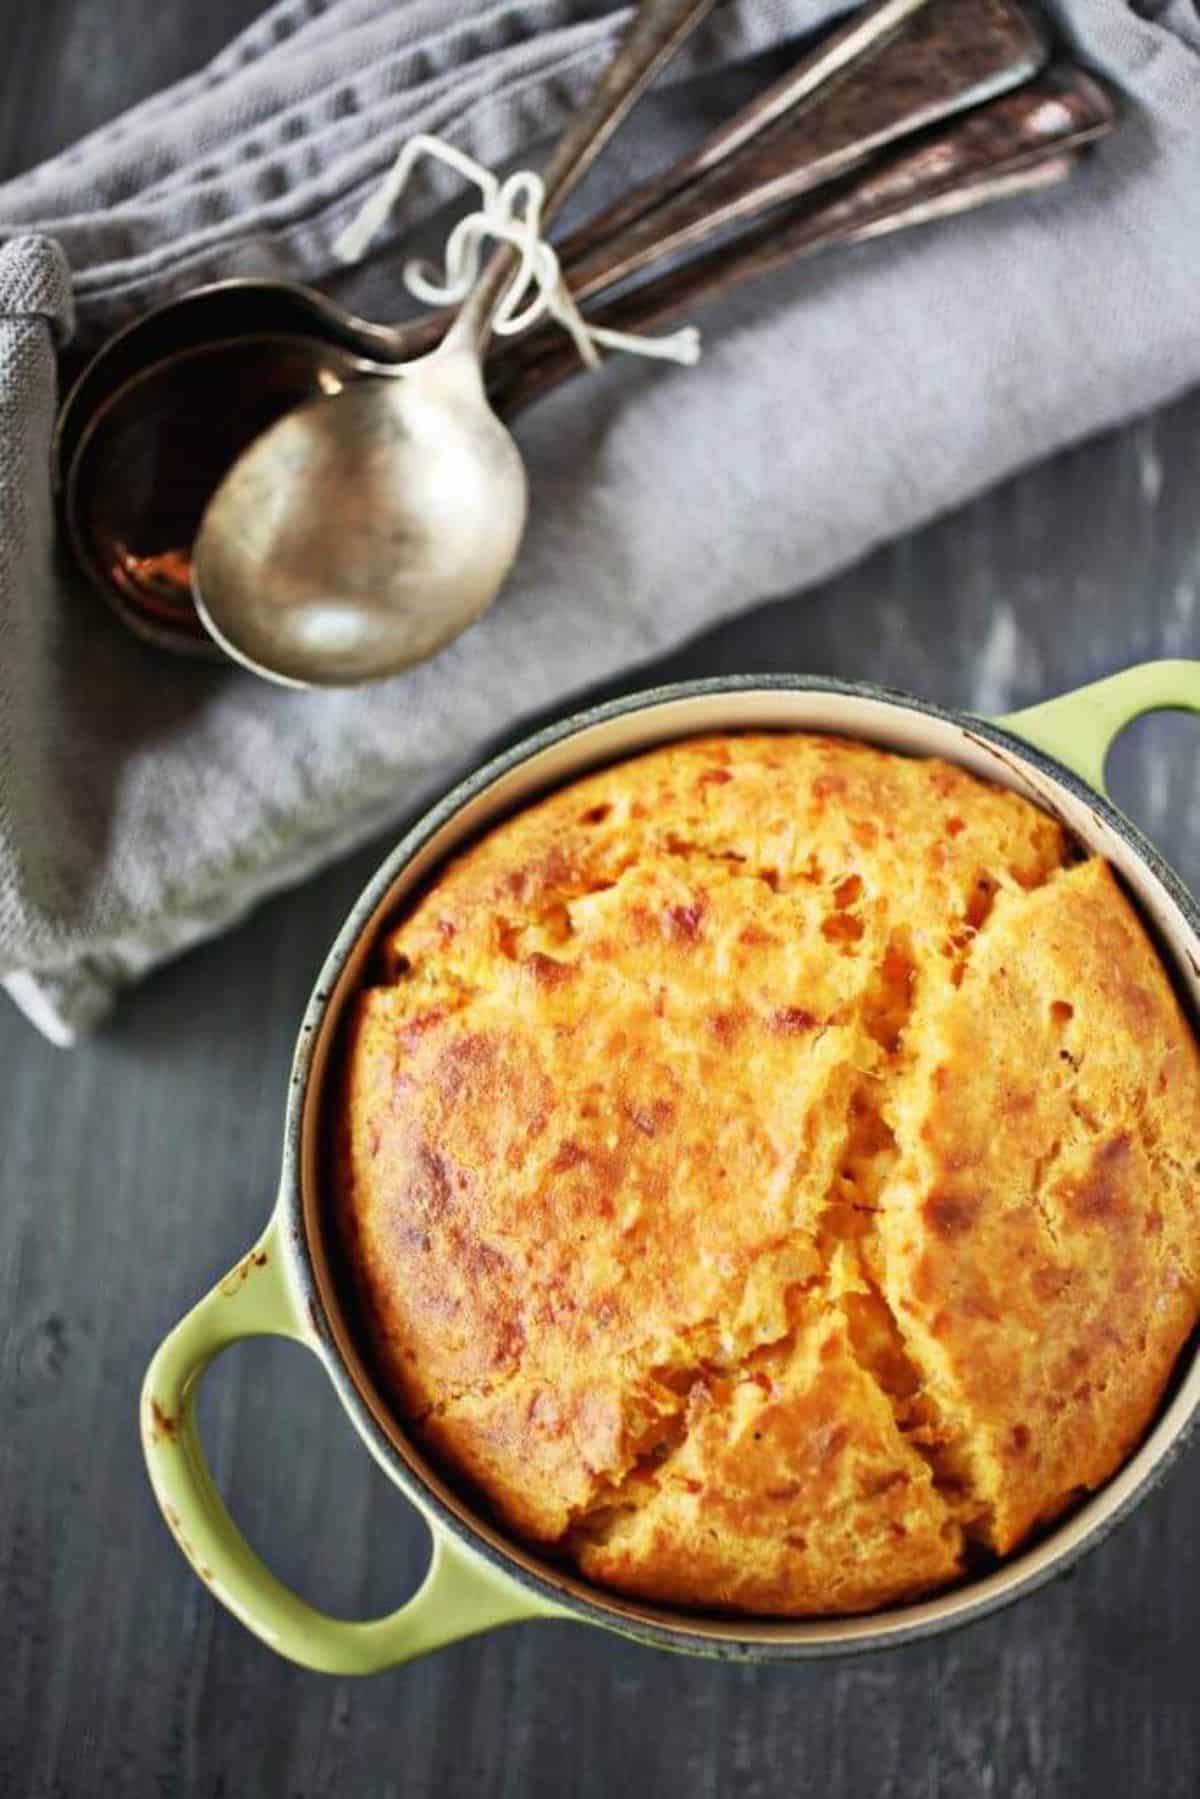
[59,0,1030,659]
[189,0,719,688]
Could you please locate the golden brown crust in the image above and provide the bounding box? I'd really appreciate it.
[881,857,1200,1554]
[334,733,1200,1614]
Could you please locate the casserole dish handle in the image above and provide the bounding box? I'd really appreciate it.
[998,658,1200,793]
[141,1220,553,1673]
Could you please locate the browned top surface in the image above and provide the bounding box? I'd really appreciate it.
[334,733,1200,1615]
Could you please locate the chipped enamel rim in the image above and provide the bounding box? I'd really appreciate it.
[144,666,1200,1671]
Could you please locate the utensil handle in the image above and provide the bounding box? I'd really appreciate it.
[556,0,1051,306]
[141,1220,545,1673]
[998,660,1200,795]
[489,146,1080,418]
[554,0,936,263]
[390,0,1051,360]
[490,63,1112,414]
[453,0,716,346]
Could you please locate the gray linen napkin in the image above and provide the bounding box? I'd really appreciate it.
[1,0,1198,1042]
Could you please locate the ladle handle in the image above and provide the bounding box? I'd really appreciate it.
[452,0,717,348]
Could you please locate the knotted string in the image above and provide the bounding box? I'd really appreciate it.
[333,134,701,372]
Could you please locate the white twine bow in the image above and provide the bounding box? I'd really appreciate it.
[333,134,701,373]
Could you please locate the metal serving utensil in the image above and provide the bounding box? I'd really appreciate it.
[553,0,1051,293]
[54,0,940,499]
[62,67,1108,665]
[195,56,1111,691]
[60,0,1040,658]
[185,0,730,687]
[494,69,1115,414]
[57,0,1091,683]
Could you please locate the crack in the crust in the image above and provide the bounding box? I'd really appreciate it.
[1069,1094,1104,1136]
[837,1268,992,1543]
[942,849,1080,991]
[566,929,935,1551]
[375,831,1077,1015]
[420,1269,821,1530]
[559,1261,828,1544]
[822,851,1082,1542]
[401,831,1082,1554]
[386,828,795,994]
[562,1321,809,1551]
[657,833,798,896]
[817,932,997,1544]
[1030,1138,1066,1250]
[562,1396,699,1547]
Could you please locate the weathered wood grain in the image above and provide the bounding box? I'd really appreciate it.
[1,6,1198,1796]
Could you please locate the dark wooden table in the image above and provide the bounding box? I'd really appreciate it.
[3,7,1198,1796]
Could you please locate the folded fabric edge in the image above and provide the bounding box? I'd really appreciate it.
[1,759,460,1044]
[0,235,75,340]
[3,972,85,1047]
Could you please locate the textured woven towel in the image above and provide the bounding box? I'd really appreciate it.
[1,0,1198,1042]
